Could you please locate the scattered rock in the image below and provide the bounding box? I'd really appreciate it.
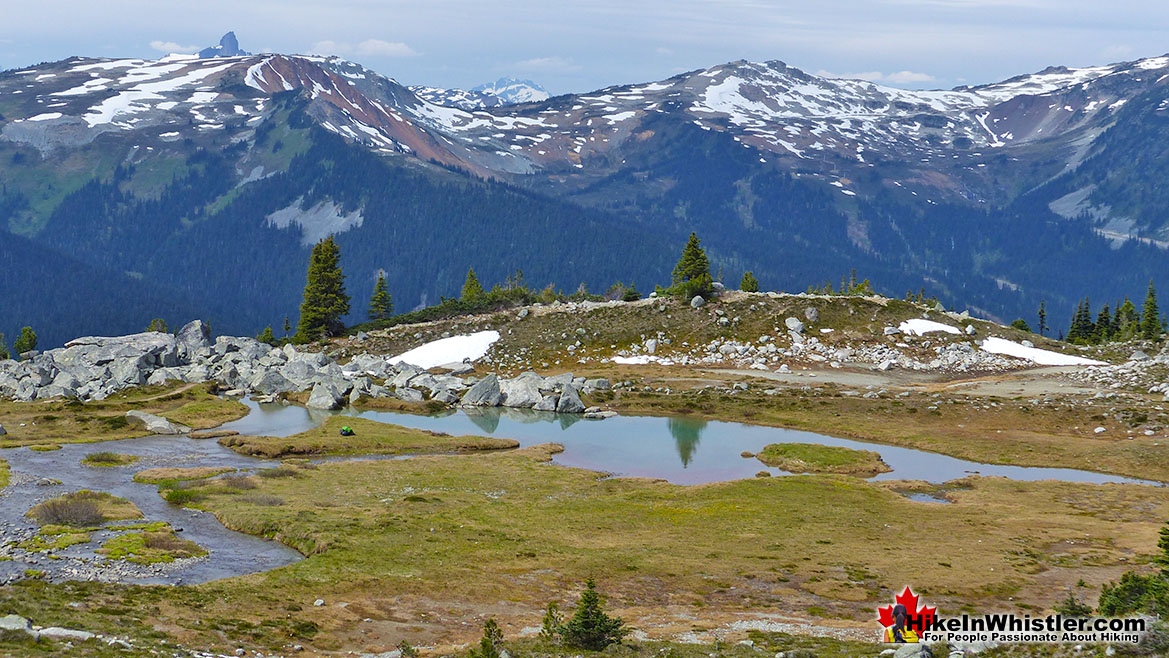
[804,307,819,323]
[690,295,706,308]
[784,317,805,333]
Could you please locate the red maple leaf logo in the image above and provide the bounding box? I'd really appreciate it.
[878,586,937,630]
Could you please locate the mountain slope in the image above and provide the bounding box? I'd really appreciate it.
[4,41,1169,345]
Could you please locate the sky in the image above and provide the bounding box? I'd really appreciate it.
[3,1,1169,95]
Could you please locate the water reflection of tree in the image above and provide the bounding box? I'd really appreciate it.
[667,417,707,468]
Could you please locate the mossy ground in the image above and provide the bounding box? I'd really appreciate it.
[0,382,246,448]
[755,443,890,476]
[98,529,207,565]
[218,416,519,458]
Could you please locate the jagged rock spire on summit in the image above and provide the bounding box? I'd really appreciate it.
[198,32,250,58]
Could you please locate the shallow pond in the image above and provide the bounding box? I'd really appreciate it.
[220,399,1160,486]
[0,434,301,585]
[0,398,1157,585]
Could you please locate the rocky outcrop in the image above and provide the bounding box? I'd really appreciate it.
[1,322,604,418]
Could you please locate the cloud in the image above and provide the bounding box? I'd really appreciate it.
[655,46,674,56]
[356,39,418,57]
[1101,44,1135,61]
[515,56,582,73]
[816,69,937,84]
[310,38,418,58]
[149,40,199,54]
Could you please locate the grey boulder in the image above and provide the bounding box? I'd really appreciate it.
[556,384,586,413]
[306,382,345,410]
[461,374,502,407]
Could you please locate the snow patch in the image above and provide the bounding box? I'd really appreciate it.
[980,337,1106,366]
[389,331,501,369]
[898,319,961,336]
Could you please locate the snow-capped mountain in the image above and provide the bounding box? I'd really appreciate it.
[410,77,549,109]
[470,77,549,104]
[4,36,1169,344]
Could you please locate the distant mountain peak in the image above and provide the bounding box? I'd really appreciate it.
[470,77,549,104]
[198,32,250,58]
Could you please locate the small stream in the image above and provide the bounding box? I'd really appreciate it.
[0,399,1159,585]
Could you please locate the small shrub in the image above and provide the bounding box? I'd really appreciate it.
[1053,592,1093,617]
[101,416,129,430]
[257,466,300,479]
[30,499,103,526]
[164,489,204,505]
[398,641,419,658]
[243,494,285,507]
[221,475,257,490]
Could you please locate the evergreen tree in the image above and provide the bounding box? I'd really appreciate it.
[470,619,503,658]
[1037,300,1048,336]
[1143,280,1163,340]
[461,267,484,301]
[146,318,168,333]
[740,271,759,293]
[1116,297,1140,340]
[672,232,711,284]
[295,237,350,342]
[0,333,8,360]
[283,316,291,337]
[256,326,276,346]
[368,270,393,320]
[540,602,564,644]
[1156,521,1169,576]
[560,579,628,651]
[12,326,37,355]
[1010,319,1032,332]
[1095,304,1113,343]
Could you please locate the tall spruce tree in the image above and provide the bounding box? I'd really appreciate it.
[740,271,759,293]
[1143,280,1163,340]
[1095,304,1113,344]
[295,237,350,342]
[672,232,711,284]
[461,267,484,301]
[1037,300,1048,336]
[368,270,393,320]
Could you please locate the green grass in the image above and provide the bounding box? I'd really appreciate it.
[98,530,207,565]
[17,528,92,553]
[218,416,519,458]
[82,452,140,467]
[755,443,890,477]
[0,458,8,488]
[28,444,61,451]
[132,466,235,484]
[0,382,247,449]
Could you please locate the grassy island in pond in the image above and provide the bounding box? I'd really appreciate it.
[81,451,140,467]
[218,416,519,458]
[27,491,144,526]
[755,443,891,477]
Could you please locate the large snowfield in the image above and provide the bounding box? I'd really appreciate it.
[389,330,501,369]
